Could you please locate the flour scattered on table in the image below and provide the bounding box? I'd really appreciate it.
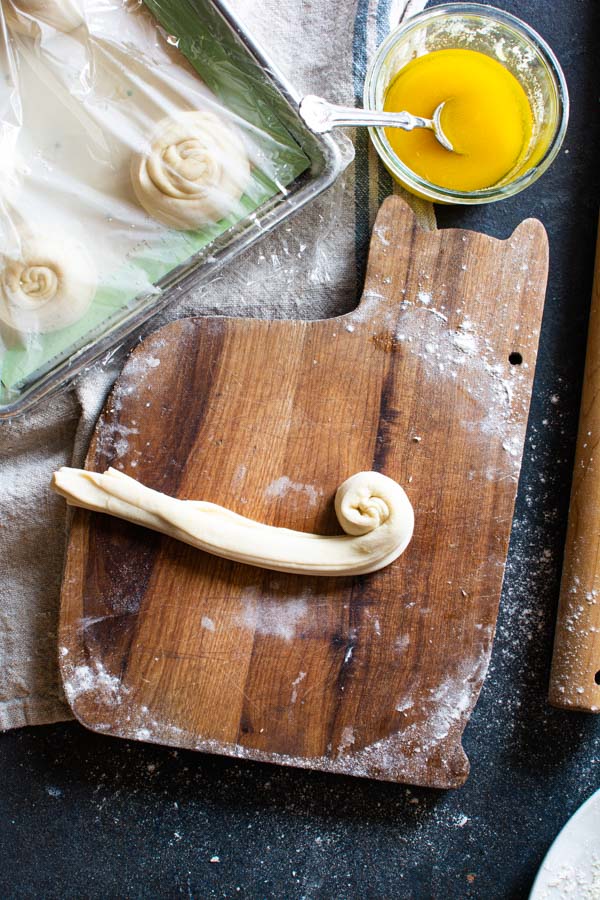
[232,464,247,487]
[201,615,216,632]
[337,726,355,756]
[374,224,390,246]
[46,786,63,799]
[95,350,163,459]
[453,322,477,355]
[264,475,322,506]
[63,660,125,704]
[390,298,525,458]
[238,586,309,641]
[290,671,307,704]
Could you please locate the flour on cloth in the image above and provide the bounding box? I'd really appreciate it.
[0,0,430,731]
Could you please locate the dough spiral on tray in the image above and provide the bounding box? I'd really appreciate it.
[3,0,84,36]
[51,469,415,576]
[130,111,251,230]
[0,235,97,333]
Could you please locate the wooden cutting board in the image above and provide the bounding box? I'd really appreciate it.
[59,198,548,788]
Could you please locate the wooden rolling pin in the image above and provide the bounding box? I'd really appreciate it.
[549,215,600,712]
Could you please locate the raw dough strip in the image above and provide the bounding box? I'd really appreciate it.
[52,467,414,576]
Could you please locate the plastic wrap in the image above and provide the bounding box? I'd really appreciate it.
[0,0,349,417]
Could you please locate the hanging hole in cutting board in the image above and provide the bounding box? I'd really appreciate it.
[595,670,600,685]
[509,352,523,365]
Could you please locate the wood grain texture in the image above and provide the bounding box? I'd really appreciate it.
[58,198,548,788]
[549,216,600,712]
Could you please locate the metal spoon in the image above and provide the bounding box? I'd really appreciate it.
[299,95,453,152]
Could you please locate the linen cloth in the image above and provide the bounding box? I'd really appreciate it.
[0,0,431,731]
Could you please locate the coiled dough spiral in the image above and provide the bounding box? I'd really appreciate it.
[2,0,84,36]
[51,469,414,576]
[0,235,97,333]
[130,111,251,231]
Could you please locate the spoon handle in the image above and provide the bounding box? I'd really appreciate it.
[299,95,432,134]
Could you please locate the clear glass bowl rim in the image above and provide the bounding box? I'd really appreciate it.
[363,2,570,205]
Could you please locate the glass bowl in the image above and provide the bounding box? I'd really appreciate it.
[364,3,569,204]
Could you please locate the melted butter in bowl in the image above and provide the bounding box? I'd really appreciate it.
[365,3,569,205]
[384,49,534,192]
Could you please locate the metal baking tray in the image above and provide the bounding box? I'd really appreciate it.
[0,0,351,420]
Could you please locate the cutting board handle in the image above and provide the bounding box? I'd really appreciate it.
[549,215,600,712]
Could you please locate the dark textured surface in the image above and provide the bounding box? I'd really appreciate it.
[1,1,599,898]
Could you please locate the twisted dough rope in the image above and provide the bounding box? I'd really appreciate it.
[52,468,414,576]
[2,0,84,36]
[130,111,251,230]
[0,234,97,332]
